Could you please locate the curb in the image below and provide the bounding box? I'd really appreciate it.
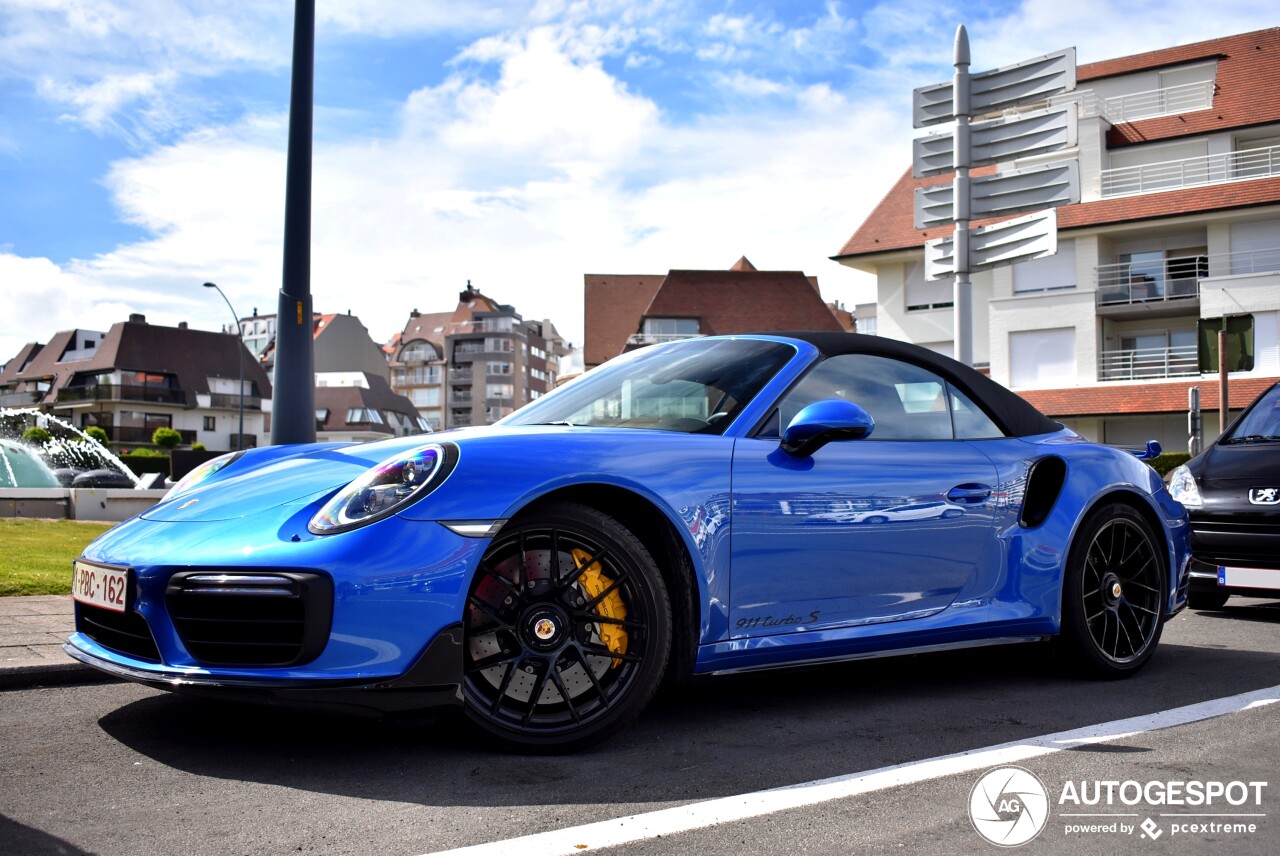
[0,659,116,690]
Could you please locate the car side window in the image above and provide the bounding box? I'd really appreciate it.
[768,354,1004,441]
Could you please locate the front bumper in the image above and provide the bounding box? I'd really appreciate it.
[64,623,465,715]
[1188,559,1280,599]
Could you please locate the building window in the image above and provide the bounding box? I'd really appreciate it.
[346,407,385,425]
[485,337,515,353]
[487,361,513,375]
[486,383,514,400]
[1013,240,1075,293]
[400,341,439,362]
[203,416,216,431]
[1010,328,1075,389]
[641,318,700,339]
[904,258,952,311]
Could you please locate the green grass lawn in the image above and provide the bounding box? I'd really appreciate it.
[0,519,115,597]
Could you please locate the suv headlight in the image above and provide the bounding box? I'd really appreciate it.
[1167,464,1202,508]
[309,443,456,534]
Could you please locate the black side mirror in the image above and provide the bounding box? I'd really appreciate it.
[781,399,875,457]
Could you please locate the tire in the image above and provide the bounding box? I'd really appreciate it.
[1188,590,1230,610]
[1059,502,1166,678]
[864,516,888,525]
[461,502,671,752]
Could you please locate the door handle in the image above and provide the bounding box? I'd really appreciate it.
[947,484,992,504]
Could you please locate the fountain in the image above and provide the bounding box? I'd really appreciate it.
[0,408,143,488]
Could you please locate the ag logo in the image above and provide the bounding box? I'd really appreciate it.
[969,766,1049,847]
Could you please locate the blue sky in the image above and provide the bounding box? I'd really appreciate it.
[1,1,1277,361]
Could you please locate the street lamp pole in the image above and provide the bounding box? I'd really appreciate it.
[203,282,245,450]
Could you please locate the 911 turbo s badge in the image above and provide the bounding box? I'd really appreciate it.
[1249,488,1280,505]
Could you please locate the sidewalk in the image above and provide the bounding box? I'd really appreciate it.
[0,595,100,688]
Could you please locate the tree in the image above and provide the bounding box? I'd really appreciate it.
[152,427,182,450]
[21,426,52,445]
[85,426,109,445]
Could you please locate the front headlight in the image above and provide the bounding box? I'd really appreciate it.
[309,442,456,534]
[166,451,245,499]
[1167,464,1203,508]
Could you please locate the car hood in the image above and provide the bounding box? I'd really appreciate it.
[1193,441,1280,487]
[140,437,451,523]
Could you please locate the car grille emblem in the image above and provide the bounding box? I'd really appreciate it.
[1249,488,1280,505]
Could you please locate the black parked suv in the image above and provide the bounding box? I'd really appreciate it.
[1168,381,1280,609]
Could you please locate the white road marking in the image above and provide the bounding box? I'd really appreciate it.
[421,685,1280,856]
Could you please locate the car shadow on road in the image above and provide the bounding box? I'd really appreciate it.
[93,637,1280,811]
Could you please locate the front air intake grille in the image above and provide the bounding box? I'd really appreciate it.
[76,603,161,663]
[165,571,333,667]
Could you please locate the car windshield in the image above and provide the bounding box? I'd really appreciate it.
[503,338,796,434]
[1223,384,1280,444]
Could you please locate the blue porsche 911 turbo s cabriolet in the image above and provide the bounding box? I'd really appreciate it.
[66,332,1191,750]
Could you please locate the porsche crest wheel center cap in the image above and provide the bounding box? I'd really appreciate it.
[1111,582,1123,598]
[522,605,569,650]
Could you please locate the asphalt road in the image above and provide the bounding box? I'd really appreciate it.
[3,600,1279,856]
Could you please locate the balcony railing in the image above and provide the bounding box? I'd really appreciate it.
[1096,254,1206,305]
[1099,345,1199,381]
[447,370,472,382]
[1222,246,1280,277]
[208,393,263,410]
[625,332,704,346]
[0,390,42,407]
[1100,145,1280,198]
[1098,80,1214,124]
[56,384,187,405]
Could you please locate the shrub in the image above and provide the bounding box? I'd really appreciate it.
[126,447,166,458]
[21,426,52,445]
[152,426,182,449]
[85,426,109,445]
[1148,452,1191,477]
[191,442,207,451]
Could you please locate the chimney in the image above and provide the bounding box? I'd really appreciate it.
[178,321,188,330]
[128,313,146,324]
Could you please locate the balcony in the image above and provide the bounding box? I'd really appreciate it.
[56,384,187,405]
[1097,80,1214,124]
[1096,254,1205,306]
[1099,345,1198,381]
[208,393,263,410]
[0,390,42,407]
[625,332,705,346]
[1100,144,1280,198]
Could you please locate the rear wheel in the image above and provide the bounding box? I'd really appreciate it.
[1059,503,1166,678]
[461,502,671,751]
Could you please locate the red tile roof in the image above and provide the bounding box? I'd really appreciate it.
[584,266,843,368]
[583,274,665,367]
[834,28,1280,261]
[1018,376,1278,417]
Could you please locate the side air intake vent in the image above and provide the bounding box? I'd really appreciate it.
[1020,456,1066,528]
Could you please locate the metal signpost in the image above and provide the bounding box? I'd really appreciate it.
[912,27,1079,366]
[271,0,317,445]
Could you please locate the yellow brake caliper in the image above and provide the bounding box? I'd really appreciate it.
[572,548,628,668]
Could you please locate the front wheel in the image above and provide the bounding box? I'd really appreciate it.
[1059,503,1166,678]
[461,502,671,752]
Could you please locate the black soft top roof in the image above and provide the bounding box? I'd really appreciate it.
[765,331,1061,438]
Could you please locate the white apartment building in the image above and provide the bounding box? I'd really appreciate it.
[834,27,1280,450]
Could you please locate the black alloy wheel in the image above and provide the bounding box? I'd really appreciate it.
[1060,502,1166,678]
[461,502,671,751]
